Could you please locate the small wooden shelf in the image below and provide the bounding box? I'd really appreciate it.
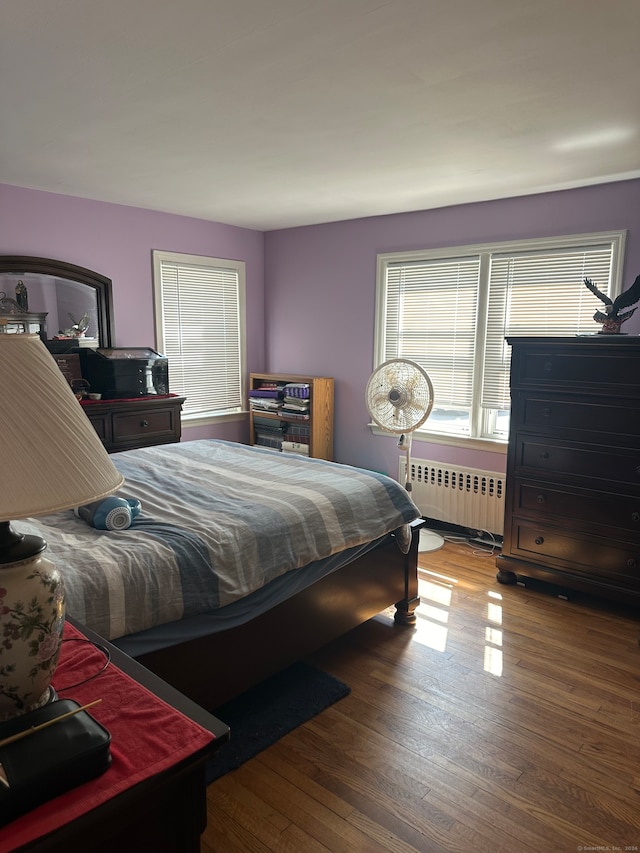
[249,372,334,461]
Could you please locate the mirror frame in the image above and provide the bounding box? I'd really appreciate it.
[0,256,114,349]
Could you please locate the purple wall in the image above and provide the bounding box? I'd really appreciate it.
[265,179,640,476]
[0,184,265,443]
[3,179,639,474]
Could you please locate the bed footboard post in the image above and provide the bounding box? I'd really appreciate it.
[394,518,423,625]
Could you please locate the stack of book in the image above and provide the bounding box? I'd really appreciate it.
[248,382,284,414]
[284,423,309,443]
[250,380,314,454]
[252,415,287,450]
[280,383,310,420]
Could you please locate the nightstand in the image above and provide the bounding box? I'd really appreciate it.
[4,618,229,853]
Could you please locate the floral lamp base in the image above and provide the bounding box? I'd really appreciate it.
[0,554,65,721]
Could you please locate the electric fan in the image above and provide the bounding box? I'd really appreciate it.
[365,358,444,552]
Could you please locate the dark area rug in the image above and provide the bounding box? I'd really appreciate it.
[206,662,350,783]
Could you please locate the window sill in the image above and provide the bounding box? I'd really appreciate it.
[368,423,507,455]
[183,410,247,428]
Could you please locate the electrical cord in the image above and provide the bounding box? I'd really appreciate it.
[53,638,112,692]
[423,526,500,556]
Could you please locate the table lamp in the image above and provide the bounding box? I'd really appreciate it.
[0,333,124,720]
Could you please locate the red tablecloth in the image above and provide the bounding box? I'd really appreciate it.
[79,394,180,405]
[0,622,215,852]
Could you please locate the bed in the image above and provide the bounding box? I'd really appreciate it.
[21,440,422,710]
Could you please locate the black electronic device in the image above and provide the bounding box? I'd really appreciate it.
[79,347,169,399]
[0,699,111,825]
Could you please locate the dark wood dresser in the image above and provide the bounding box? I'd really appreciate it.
[496,336,640,606]
[80,396,185,453]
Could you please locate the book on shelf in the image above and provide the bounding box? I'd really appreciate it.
[250,399,282,412]
[255,424,284,436]
[283,383,310,399]
[255,436,283,450]
[253,415,287,431]
[285,422,310,436]
[281,441,310,455]
[282,401,309,413]
[249,389,283,399]
[284,433,309,445]
[279,410,309,420]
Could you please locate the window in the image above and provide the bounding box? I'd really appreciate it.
[375,230,626,446]
[153,250,246,423]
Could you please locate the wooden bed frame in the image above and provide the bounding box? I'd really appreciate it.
[128,520,423,711]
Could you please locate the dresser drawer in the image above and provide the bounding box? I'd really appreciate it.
[510,520,640,585]
[515,347,640,392]
[515,434,640,489]
[85,412,110,443]
[112,408,175,444]
[81,396,184,452]
[515,478,640,535]
[515,394,640,440]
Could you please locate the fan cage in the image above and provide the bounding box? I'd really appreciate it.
[366,358,434,434]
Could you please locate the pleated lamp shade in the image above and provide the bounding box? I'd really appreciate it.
[0,333,124,520]
[0,333,124,719]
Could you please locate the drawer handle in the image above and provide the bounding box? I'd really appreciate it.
[627,558,638,569]
[544,361,553,372]
[632,512,640,523]
[541,407,551,417]
[141,419,149,428]
[535,536,544,546]
[536,494,546,504]
[540,451,550,460]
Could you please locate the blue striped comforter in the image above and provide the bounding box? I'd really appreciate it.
[20,440,420,641]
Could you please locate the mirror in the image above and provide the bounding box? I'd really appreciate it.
[0,256,114,352]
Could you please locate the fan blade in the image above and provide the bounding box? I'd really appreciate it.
[365,358,434,434]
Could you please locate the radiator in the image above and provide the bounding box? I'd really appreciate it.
[399,458,505,536]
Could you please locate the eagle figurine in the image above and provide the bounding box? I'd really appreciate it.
[584,273,640,332]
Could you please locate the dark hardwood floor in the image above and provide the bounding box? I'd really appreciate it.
[203,539,640,852]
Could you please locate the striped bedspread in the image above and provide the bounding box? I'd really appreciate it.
[19,440,421,641]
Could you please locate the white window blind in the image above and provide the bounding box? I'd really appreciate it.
[153,251,246,420]
[482,243,617,411]
[384,256,480,410]
[376,231,626,443]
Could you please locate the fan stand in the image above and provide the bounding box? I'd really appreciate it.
[418,529,445,553]
[398,433,444,553]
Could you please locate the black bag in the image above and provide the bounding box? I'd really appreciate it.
[0,699,112,825]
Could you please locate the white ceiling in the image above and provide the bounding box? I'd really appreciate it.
[2,0,639,231]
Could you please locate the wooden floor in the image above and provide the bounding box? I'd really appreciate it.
[203,539,640,853]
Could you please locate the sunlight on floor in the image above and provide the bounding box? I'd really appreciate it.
[413,568,504,675]
[484,590,503,676]
[413,569,455,652]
